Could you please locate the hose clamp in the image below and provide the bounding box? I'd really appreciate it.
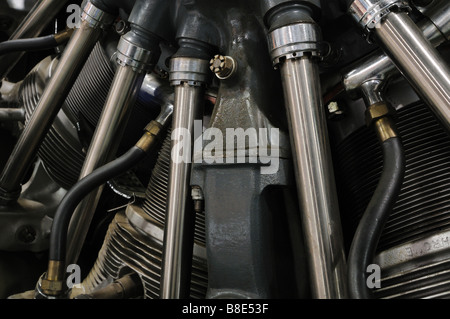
[169,57,211,86]
[81,1,116,30]
[116,37,155,73]
[268,22,325,67]
[349,0,410,33]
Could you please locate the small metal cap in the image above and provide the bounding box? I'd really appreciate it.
[210,55,237,80]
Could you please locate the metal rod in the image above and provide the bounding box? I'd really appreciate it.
[343,14,449,98]
[0,108,25,121]
[66,64,145,265]
[279,56,347,299]
[375,11,450,131]
[0,0,69,79]
[160,82,202,299]
[0,13,109,204]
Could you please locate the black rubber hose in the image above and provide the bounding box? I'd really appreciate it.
[49,146,147,262]
[347,136,406,299]
[0,35,58,56]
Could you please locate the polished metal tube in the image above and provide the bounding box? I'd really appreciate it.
[375,12,450,130]
[0,18,106,204]
[343,15,449,97]
[0,0,69,79]
[160,82,202,299]
[66,65,145,265]
[420,0,450,44]
[0,108,25,121]
[279,56,347,299]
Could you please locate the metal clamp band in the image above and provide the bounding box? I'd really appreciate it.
[268,22,324,66]
[81,1,116,30]
[169,57,211,86]
[116,37,155,73]
[349,0,410,32]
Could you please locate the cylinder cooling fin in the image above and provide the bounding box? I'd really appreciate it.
[72,133,208,299]
[73,209,208,299]
[20,41,160,190]
[142,129,206,246]
[2,0,450,302]
[333,101,450,298]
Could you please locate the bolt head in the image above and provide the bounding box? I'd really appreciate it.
[209,55,236,80]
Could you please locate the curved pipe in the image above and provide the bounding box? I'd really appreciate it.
[342,12,449,101]
[49,146,147,262]
[0,29,73,56]
[0,35,57,55]
[0,0,69,79]
[375,11,450,132]
[347,134,405,299]
[41,120,163,296]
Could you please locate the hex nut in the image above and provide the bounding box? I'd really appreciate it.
[40,277,64,296]
[365,102,395,127]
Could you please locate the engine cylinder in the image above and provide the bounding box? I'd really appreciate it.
[334,101,450,298]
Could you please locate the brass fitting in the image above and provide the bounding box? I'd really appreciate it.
[40,260,65,296]
[365,102,395,126]
[365,102,398,142]
[135,120,163,153]
[54,28,75,45]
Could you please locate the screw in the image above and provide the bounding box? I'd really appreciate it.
[209,55,237,80]
[191,186,204,213]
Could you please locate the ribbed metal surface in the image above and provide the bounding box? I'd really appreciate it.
[20,43,112,188]
[20,42,157,189]
[37,128,85,189]
[21,65,85,189]
[80,211,208,299]
[142,130,207,245]
[335,102,450,252]
[375,259,450,299]
[64,42,115,127]
[334,101,450,298]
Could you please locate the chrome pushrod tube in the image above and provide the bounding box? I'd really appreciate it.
[0,4,114,204]
[66,0,164,264]
[374,12,450,131]
[160,57,210,299]
[66,64,145,265]
[343,13,449,97]
[161,83,202,299]
[279,57,348,299]
[0,0,69,79]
